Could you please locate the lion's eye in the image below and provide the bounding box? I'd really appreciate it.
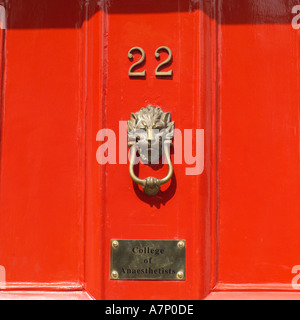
[142,121,147,126]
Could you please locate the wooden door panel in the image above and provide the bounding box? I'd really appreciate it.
[217,0,300,290]
[0,0,84,288]
[84,0,213,300]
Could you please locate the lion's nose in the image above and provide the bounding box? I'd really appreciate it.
[147,128,155,141]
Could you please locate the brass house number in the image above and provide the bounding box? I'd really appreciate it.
[128,46,173,78]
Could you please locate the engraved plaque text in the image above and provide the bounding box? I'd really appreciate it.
[110,240,186,281]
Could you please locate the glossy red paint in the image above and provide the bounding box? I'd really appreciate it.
[84,0,213,300]
[0,0,84,288]
[0,0,299,300]
[217,0,300,290]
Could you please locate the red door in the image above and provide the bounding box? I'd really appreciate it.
[0,0,299,300]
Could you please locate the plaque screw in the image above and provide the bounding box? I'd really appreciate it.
[177,271,184,280]
[177,241,185,248]
[112,240,119,248]
[111,271,119,279]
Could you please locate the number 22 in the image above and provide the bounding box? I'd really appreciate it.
[128,46,173,78]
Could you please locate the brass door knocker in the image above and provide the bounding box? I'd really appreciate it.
[127,105,174,196]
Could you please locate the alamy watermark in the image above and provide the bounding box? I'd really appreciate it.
[0,5,5,30]
[0,265,6,289]
[96,121,204,176]
[292,265,300,290]
[292,5,300,29]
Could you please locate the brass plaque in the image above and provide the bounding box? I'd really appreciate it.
[110,240,186,281]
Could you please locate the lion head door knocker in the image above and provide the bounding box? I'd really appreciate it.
[127,105,174,196]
